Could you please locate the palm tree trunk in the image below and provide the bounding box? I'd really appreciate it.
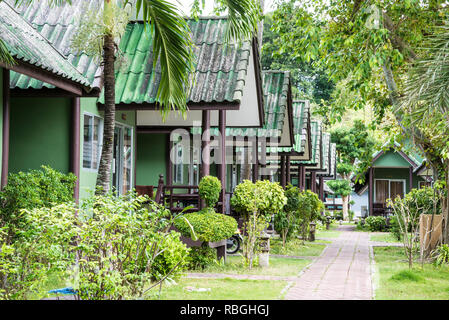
[96,33,116,195]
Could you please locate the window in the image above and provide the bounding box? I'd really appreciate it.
[374,179,405,204]
[173,141,184,184]
[83,114,102,170]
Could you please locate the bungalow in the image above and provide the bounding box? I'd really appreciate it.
[352,142,428,217]
[5,1,272,213]
[0,1,93,202]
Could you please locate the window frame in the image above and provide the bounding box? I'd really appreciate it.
[82,112,103,172]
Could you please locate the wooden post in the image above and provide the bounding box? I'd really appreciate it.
[319,176,324,201]
[218,110,226,214]
[409,166,413,192]
[286,155,291,186]
[1,69,10,189]
[280,155,286,188]
[311,171,317,193]
[301,166,306,191]
[369,167,373,216]
[252,137,259,182]
[70,97,80,203]
[201,110,211,178]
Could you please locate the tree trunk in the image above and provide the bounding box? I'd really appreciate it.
[95,33,116,195]
[342,195,349,220]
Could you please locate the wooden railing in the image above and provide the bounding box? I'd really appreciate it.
[153,174,200,213]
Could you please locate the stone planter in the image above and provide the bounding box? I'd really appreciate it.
[258,233,271,267]
[309,222,316,242]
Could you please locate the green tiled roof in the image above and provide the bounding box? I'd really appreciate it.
[192,70,290,140]
[1,1,90,88]
[266,100,309,154]
[97,17,253,106]
[317,133,330,174]
[293,120,321,166]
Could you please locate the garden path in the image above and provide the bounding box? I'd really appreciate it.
[285,225,373,300]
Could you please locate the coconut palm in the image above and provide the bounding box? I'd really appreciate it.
[0,0,261,194]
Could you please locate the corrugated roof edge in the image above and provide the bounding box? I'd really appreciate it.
[4,2,91,89]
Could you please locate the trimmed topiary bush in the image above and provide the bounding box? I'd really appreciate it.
[198,176,222,208]
[174,209,238,243]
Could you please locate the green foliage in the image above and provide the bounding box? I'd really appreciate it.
[392,187,440,217]
[230,180,287,218]
[337,163,354,176]
[174,210,238,243]
[431,244,449,267]
[198,176,222,208]
[296,189,324,241]
[74,192,188,300]
[365,216,388,232]
[0,203,78,300]
[0,166,76,229]
[231,180,286,269]
[389,215,401,240]
[186,245,218,270]
[261,12,334,102]
[151,232,191,281]
[326,179,352,197]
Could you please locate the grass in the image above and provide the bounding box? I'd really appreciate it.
[270,238,326,257]
[370,232,401,243]
[316,223,342,239]
[192,254,311,277]
[155,278,288,300]
[373,246,449,300]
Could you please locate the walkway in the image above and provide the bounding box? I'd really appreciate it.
[285,225,373,300]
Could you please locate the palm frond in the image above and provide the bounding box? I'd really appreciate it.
[221,0,261,43]
[0,39,15,65]
[137,0,194,117]
[400,24,449,125]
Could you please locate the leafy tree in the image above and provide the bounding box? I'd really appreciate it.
[330,120,375,219]
[270,0,448,185]
[261,12,334,103]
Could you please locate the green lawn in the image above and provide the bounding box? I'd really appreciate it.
[155,278,288,300]
[270,238,327,257]
[374,246,449,300]
[370,232,401,243]
[192,254,311,277]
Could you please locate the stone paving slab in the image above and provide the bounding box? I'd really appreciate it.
[285,225,373,300]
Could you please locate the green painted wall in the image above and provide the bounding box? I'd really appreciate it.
[136,133,167,186]
[373,150,412,168]
[9,97,71,174]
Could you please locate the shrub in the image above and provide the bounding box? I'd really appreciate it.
[230,180,286,269]
[0,203,78,299]
[74,192,189,300]
[174,209,238,243]
[389,187,440,234]
[389,215,401,240]
[187,245,217,270]
[432,244,449,267]
[230,180,287,218]
[364,216,387,232]
[296,190,324,241]
[0,166,76,230]
[151,232,191,281]
[198,176,222,208]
